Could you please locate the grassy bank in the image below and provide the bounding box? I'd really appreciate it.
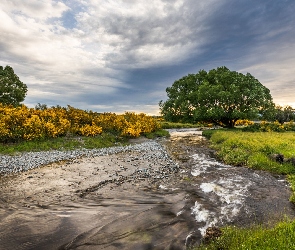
[197,129,295,249]
[0,132,126,154]
[159,121,209,129]
[0,129,170,155]
[197,218,295,250]
[203,130,295,175]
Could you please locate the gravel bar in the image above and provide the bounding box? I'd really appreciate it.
[0,140,174,175]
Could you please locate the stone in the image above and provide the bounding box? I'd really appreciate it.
[203,226,222,243]
[269,154,284,163]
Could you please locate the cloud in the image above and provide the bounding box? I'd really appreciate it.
[77,0,222,68]
[0,0,294,114]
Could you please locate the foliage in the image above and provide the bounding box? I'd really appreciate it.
[234,119,254,126]
[197,218,295,250]
[288,175,295,204]
[143,129,170,139]
[160,66,274,127]
[243,121,295,132]
[0,104,160,143]
[0,65,27,106]
[273,105,295,123]
[159,73,205,123]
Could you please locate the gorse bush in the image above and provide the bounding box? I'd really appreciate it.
[234,119,254,126]
[0,104,160,142]
[243,120,295,132]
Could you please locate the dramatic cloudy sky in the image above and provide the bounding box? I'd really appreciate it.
[1,0,294,114]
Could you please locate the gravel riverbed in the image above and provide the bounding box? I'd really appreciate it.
[0,139,178,176]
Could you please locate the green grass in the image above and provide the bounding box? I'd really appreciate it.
[143,129,170,139]
[0,129,171,155]
[196,129,295,250]
[160,121,204,129]
[207,130,295,174]
[197,218,295,250]
[207,129,295,200]
[0,132,128,155]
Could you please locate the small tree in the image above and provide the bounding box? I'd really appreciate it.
[160,66,274,127]
[0,65,27,106]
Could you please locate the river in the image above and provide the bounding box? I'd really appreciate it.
[0,128,294,250]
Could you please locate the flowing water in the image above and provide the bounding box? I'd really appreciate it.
[0,129,294,250]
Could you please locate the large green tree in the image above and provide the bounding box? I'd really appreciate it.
[160,66,274,127]
[0,65,27,106]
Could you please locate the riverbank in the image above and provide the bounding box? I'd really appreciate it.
[198,129,295,249]
[0,129,294,249]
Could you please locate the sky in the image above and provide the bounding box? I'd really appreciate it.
[0,0,294,115]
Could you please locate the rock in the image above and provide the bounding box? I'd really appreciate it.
[286,157,295,166]
[269,154,284,163]
[203,226,222,243]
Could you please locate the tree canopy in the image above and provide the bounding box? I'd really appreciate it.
[159,66,274,127]
[0,65,27,107]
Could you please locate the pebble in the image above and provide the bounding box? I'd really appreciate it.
[0,141,179,176]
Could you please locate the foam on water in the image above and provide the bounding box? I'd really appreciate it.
[191,201,218,236]
[191,153,231,176]
[192,173,252,235]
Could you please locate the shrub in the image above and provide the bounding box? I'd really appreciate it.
[0,104,160,142]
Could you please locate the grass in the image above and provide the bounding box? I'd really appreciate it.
[0,132,128,155]
[143,129,170,139]
[160,121,205,129]
[0,129,171,155]
[197,129,295,249]
[197,218,295,250]
[204,130,295,174]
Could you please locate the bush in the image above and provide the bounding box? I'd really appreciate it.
[243,121,295,132]
[0,104,160,142]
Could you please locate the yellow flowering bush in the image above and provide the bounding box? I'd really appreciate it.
[235,119,254,126]
[79,123,103,136]
[23,115,43,140]
[243,120,295,132]
[0,104,160,142]
[0,120,10,139]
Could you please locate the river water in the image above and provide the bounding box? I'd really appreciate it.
[0,129,294,250]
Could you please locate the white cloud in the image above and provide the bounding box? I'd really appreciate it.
[1,0,68,20]
[0,0,127,95]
